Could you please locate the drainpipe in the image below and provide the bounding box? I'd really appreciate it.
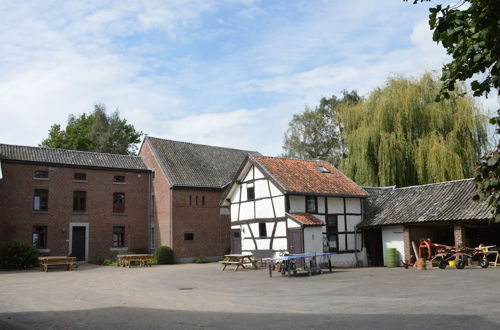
[354,227,359,267]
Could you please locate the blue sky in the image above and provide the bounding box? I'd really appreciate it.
[0,0,498,155]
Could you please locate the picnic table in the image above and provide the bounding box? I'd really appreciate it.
[117,254,154,268]
[38,256,77,272]
[221,254,259,271]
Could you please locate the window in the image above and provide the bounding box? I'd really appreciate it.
[113,193,125,213]
[74,173,86,181]
[202,196,205,206]
[184,233,194,241]
[188,196,192,206]
[32,226,47,249]
[316,165,330,173]
[34,189,48,211]
[73,191,86,212]
[113,175,125,183]
[306,196,317,213]
[326,215,338,252]
[34,170,48,179]
[259,223,267,238]
[113,226,125,247]
[247,186,255,201]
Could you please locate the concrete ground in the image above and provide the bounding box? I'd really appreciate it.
[1,263,499,329]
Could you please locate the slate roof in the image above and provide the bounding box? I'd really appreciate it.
[287,213,324,227]
[145,136,259,189]
[361,179,493,227]
[252,156,368,197]
[0,143,148,171]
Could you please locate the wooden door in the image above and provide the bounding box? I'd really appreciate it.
[231,229,242,254]
[72,226,86,261]
[288,229,303,254]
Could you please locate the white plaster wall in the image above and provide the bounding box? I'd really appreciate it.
[346,215,362,232]
[346,233,363,251]
[273,196,285,217]
[249,223,260,237]
[289,195,305,213]
[242,238,255,251]
[266,223,274,237]
[275,221,287,236]
[244,166,254,182]
[241,224,252,239]
[315,215,325,222]
[256,239,271,250]
[338,215,345,232]
[231,225,240,230]
[230,204,239,222]
[287,218,301,228]
[254,179,270,199]
[230,187,240,203]
[345,198,362,214]
[272,237,288,250]
[304,227,323,254]
[338,234,346,251]
[381,225,405,266]
[269,182,281,197]
[327,197,344,213]
[330,249,368,267]
[254,167,265,179]
[255,199,275,218]
[241,184,248,201]
[239,202,254,220]
[318,197,325,213]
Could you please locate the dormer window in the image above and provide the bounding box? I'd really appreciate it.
[316,165,330,173]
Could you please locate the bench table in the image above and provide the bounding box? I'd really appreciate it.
[221,254,259,272]
[38,256,77,272]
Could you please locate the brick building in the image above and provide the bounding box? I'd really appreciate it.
[139,136,257,262]
[0,144,151,262]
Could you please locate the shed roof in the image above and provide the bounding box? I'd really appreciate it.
[0,143,148,171]
[361,179,493,227]
[145,136,259,189]
[252,156,368,197]
[287,213,324,227]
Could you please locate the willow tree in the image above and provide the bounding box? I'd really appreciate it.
[339,73,488,187]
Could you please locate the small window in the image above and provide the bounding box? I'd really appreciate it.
[74,173,87,181]
[316,165,330,173]
[184,233,194,241]
[247,186,255,201]
[306,196,317,213]
[202,196,205,206]
[34,170,48,179]
[259,223,267,238]
[34,189,48,211]
[113,193,125,213]
[188,196,192,206]
[32,226,47,249]
[113,175,125,183]
[113,226,125,247]
[233,231,240,238]
[73,191,86,212]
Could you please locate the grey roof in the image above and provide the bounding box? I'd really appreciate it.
[145,136,259,189]
[0,144,148,171]
[361,179,493,227]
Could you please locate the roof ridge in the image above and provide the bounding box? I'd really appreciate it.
[0,143,142,159]
[393,178,474,190]
[254,155,331,164]
[146,136,258,154]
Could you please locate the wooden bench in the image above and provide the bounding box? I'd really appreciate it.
[38,256,77,272]
[221,254,259,272]
[117,254,154,268]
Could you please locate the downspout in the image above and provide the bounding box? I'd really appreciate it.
[147,171,152,251]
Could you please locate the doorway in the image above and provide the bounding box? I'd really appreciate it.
[70,223,88,261]
[231,229,241,254]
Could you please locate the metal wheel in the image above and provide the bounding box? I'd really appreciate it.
[438,259,447,269]
[480,258,489,268]
[455,259,465,269]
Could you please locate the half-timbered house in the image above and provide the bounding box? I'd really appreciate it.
[222,155,369,266]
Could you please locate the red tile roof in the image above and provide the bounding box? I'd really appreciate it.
[288,213,324,226]
[253,156,368,197]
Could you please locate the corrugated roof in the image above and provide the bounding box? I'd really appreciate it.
[287,213,324,226]
[361,179,493,227]
[146,136,259,189]
[252,156,368,197]
[0,144,148,171]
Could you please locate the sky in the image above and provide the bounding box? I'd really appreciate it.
[0,0,498,156]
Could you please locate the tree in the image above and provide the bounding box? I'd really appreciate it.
[41,104,142,155]
[409,0,500,220]
[338,73,487,187]
[282,91,361,166]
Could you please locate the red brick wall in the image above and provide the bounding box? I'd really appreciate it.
[172,189,230,259]
[0,162,150,262]
[139,141,172,248]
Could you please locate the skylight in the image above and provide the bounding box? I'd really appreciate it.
[316,165,330,173]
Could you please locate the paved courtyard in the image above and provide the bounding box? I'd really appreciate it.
[1,263,500,329]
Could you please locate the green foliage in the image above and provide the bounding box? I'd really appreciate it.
[339,73,487,187]
[0,242,39,269]
[282,91,361,166]
[94,251,120,265]
[193,256,208,264]
[40,104,142,155]
[154,246,174,265]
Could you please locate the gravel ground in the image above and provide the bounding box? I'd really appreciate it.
[1,263,499,329]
